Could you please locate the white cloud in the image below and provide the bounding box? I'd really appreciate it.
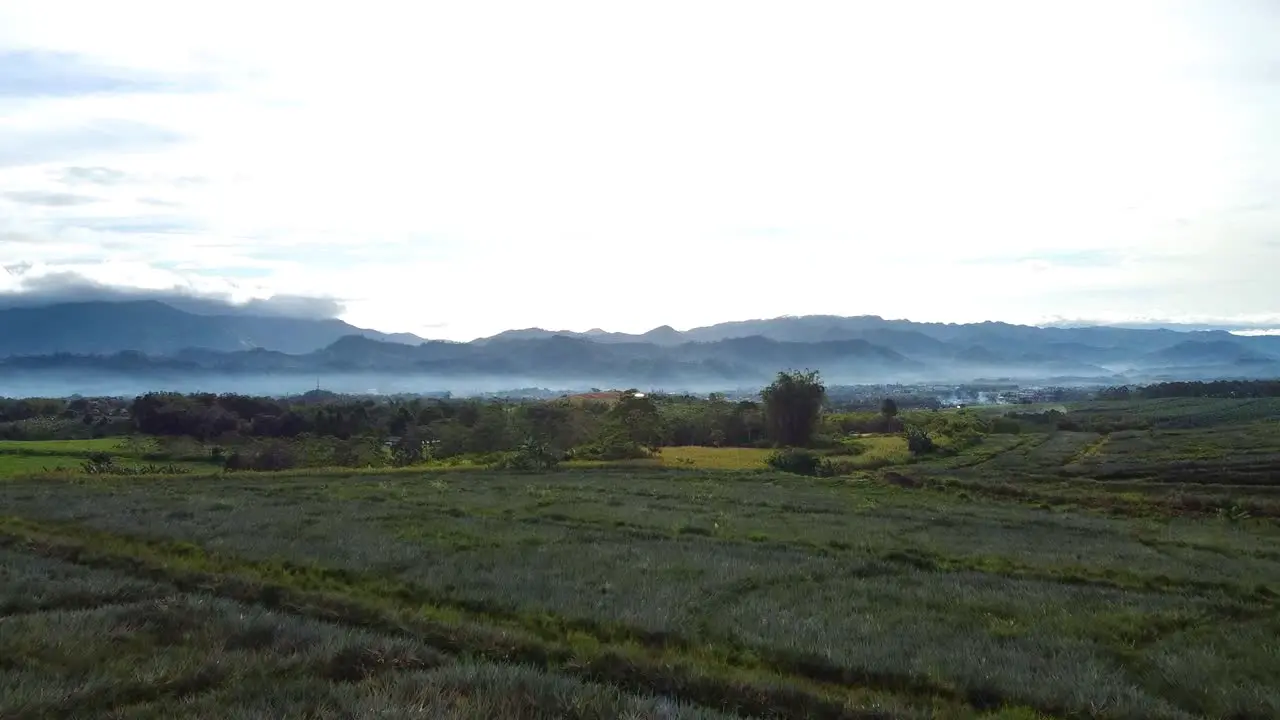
[0,0,1277,340]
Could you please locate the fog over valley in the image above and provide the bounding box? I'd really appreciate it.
[3,300,1280,398]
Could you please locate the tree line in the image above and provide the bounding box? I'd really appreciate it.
[1096,379,1280,400]
[0,371,831,457]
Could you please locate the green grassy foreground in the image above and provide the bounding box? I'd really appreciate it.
[1,398,1278,718]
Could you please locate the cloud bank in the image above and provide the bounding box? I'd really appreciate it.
[0,1,1277,340]
[0,264,343,320]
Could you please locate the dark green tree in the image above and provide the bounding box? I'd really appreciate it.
[391,429,427,466]
[517,403,571,448]
[880,398,899,419]
[761,370,826,447]
[609,389,663,451]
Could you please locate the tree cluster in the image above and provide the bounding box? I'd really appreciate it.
[1097,380,1280,401]
[0,370,915,471]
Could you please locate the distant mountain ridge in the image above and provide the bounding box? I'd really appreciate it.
[0,300,428,356]
[473,314,1257,350]
[2,301,1280,390]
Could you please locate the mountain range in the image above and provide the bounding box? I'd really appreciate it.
[2,300,1280,395]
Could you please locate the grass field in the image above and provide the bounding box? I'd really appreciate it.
[1064,397,1280,430]
[0,452,220,478]
[845,433,911,467]
[0,438,128,454]
[657,446,775,469]
[653,436,910,471]
[1,398,1278,718]
[0,453,95,475]
[0,436,222,478]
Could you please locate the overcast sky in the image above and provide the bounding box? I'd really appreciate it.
[1,0,1277,340]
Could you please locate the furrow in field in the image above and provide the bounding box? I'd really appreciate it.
[0,520,1058,720]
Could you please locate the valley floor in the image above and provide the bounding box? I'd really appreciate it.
[2,399,1279,718]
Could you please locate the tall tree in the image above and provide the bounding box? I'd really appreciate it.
[609,389,663,450]
[761,370,826,447]
[878,397,901,432]
[880,398,898,418]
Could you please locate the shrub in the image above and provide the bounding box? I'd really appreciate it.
[111,464,191,476]
[492,439,562,472]
[766,448,822,476]
[250,443,299,471]
[80,453,189,476]
[223,443,299,472]
[990,418,1022,434]
[390,435,427,467]
[815,458,858,477]
[222,450,247,471]
[571,434,653,461]
[766,450,853,477]
[905,427,936,455]
[80,452,115,474]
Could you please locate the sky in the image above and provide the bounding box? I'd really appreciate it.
[1,0,1278,341]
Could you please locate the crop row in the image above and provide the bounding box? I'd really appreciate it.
[0,574,740,720]
[2,469,1277,717]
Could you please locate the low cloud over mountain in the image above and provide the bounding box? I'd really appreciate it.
[0,265,343,320]
[3,301,1280,397]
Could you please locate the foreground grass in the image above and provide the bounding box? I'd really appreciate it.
[1,464,1277,718]
[0,521,974,719]
[3,398,1279,717]
[0,576,740,720]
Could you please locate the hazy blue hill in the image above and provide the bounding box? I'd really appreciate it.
[1144,339,1277,367]
[0,300,427,356]
[0,300,239,356]
[3,303,1280,389]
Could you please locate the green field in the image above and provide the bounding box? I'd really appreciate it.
[654,437,909,471]
[0,453,94,475]
[656,445,776,468]
[0,438,128,454]
[0,436,222,478]
[1,398,1278,718]
[0,455,220,477]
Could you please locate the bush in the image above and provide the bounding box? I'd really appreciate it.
[80,452,189,475]
[390,435,427,467]
[905,427,936,456]
[571,434,653,461]
[815,458,857,477]
[767,449,855,477]
[990,418,1022,434]
[222,450,247,471]
[80,452,115,474]
[223,443,299,472]
[492,439,562,472]
[252,443,299,471]
[766,448,822,476]
[942,430,984,452]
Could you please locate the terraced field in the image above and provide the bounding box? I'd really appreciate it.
[1063,397,1280,430]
